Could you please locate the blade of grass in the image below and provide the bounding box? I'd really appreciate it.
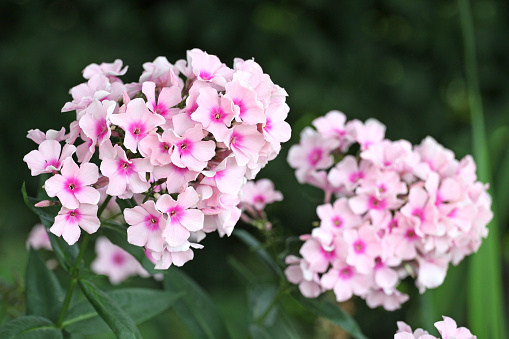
[458,0,505,338]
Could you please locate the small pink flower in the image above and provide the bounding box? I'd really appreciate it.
[186,48,234,89]
[91,237,147,284]
[142,81,181,121]
[320,263,371,302]
[109,98,166,153]
[26,224,52,251]
[156,187,204,247]
[240,179,283,211]
[224,79,265,125]
[192,87,236,142]
[83,59,128,79]
[100,145,153,196]
[51,203,100,245]
[79,99,117,151]
[44,157,100,209]
[24,140,76,176]
[434,316,476,339]
[262,102,291,151]
[201,157,247,196]
[27,127,67,144]
[125,200,165,252]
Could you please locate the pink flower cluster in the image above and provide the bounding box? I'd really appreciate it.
[239,178,283,230]
[285,111,491,310]
[395,316,476,339]
[23,49,291,269]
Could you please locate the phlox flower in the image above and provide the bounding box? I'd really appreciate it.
[192,87,236,142]
[45,157,100,209]
[365,288,409,311]
[351,118,386,150]
[152,163,199,194]
[109,98,166,153]
[125,200,165,252]
[223,124,265,166]
[78,99,117,152]
[100,145,153,196]
[140,56,182,89]
[262,102,291,151]
[233,58,275,107]
[201,157,247,196]
[186,48,234,89]
[24,140,76,176]
[240,178,283,211]
[434,316,476,339]
[313,198,362,243]
[287,127,340,183]
[320,262,371,302]
[164,124,216,172]
[91,237,148,284]
[83,59,128,80]
[156,187,204,247]
[27,127,66,144]
[142,81,181,121]
[138,130,173,166]
[150,242,203,270]
[312,110,355,151]
[284,256,322,298]
[344,225,383,274]
[26,224,52,251]
[328,156,374,192]
[51,203,100,245]
[224,79,265,125]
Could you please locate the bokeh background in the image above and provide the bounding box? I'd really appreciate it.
[1,0,508,338]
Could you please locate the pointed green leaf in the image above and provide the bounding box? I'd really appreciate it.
[0,315,62,339]
[291,292,369,339]
[233,229,281,277]
[25,249,65,321]
[63,288,181,335]
[164,269,231,339]
[78,279,142,339]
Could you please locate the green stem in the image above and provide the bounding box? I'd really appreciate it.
[458,0,505,338]
[255,282,288,326]
[55,233,90,328]
[97,195,113,218]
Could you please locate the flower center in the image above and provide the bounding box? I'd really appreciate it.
[170,210,177,217]
[133,128,141,135]
[70,211,76,217]
[214,113,221,120]
[180,143,187,150]
[163,143,170,151]
[122,163,129,169]
[68,183,76,191]
[151,218,157,224]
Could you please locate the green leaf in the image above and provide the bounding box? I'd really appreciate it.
[21,182,78,271]
[0,315,63,339]
[63,288,181,335]
[164,269,232,339]
[25,249,65,322]
[248,284,278,326]
[78,279,142,339]
[248,324,271,339]
[99,222,158,275]
[115,198,136,212]
[291,292,369,339]
[233,229,281,277]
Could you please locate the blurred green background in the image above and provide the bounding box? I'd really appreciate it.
[1,0,508,338]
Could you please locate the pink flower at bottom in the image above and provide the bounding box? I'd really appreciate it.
[51,204,100,245]
[91,237,148,284]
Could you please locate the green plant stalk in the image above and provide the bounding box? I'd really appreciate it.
[458,0,505,338]
[55,195,113,328]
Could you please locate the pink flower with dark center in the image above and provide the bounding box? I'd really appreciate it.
[201,157,247,196]
[163,124,216,172]
[156,187,204,247]
[142,81,181,121]
[109,98,166,153]
[187,48,234,89]
[100,145,153,196]
[45,157,100,209]
[152,164,199,194]
[125,200,165,252]
[138,130,173,166]
[51,203,100,245]
[24,140,76,176]
[192,87,237,142]
[344,225,383,274]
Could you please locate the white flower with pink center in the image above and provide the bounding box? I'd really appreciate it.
[109,98,165,153]
[156,187,204,247]
[100,145,153,196]
[24,140,76,176]
[351,118,386,150]
[262,102,291,151]
[83,59,128,80]
[27,127,66,144]
[45,157,100,209]
[150,242,203,270]
[186,48,234,89]
[138,130,173,166]
[152,164,199,194]
[91,237,148,285]
[51,203,100,245]
[344,225,383,274]
[192,87,237,142]
[125,200,165,252]
[164,124,216,172]
[312,110,355,151]
[395,316,476,339]
[201,157,247,196]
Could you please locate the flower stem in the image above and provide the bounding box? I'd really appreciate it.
[458,0,505,337]
[97,195,113,218]
[55,233,90,328]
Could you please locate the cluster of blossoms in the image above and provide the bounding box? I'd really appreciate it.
[239,178,283,230]
[395,316,476,339]
[23,49,291,270]
[285,111,491,310]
